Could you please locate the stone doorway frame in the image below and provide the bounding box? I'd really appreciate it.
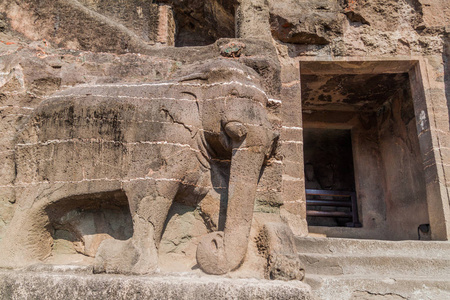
[295,58,450,241]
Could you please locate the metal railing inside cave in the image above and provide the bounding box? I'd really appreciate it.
[306,189,362,228]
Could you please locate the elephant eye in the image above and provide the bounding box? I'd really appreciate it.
[230,89,239,96]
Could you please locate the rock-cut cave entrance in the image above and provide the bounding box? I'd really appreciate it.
[300,60,436,240]
[304,128,360,228]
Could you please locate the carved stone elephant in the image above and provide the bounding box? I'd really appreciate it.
[0,59,278,275]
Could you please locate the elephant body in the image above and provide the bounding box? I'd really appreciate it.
[0,60,278,275]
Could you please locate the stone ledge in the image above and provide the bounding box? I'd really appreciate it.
[305,274,450,300]
[0,268,312,300]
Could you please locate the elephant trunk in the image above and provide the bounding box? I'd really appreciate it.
[196,143,266,275]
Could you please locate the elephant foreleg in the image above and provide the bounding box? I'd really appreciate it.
[94,180,179,275]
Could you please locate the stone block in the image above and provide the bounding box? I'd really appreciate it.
[0,269,312,300]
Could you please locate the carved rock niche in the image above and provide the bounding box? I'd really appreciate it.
[45,190,133,264]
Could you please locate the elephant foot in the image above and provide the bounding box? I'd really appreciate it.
[94,238,157,275]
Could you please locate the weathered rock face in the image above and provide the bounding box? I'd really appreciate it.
[0,0,237,52]
[0,0,149,53]
[269,0,345,45]
[270,0,447,58]
[76,0,175,45]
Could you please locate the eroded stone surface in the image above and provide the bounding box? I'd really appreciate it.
[0,269,312,300]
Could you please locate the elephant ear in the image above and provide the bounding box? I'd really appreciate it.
[161,91,202,136]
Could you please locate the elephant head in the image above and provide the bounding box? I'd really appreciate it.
[181,60,279,274]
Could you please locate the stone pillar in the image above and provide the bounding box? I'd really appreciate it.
[235,0,272,42]
[150,4,175,46]
[279,61,308,236]
[410,58,450,240]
